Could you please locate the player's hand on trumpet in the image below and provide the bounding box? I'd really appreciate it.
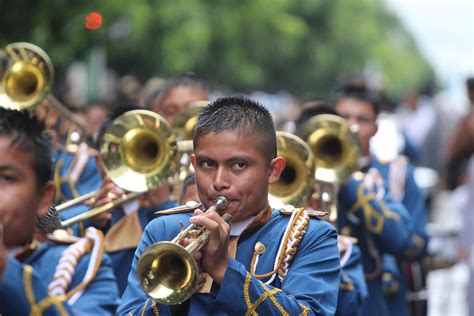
[189,208,231,285]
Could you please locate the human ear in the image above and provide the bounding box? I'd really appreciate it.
[190,154,196,169]
[268,157,286,185]
[36,181,55,217]
[370,122,378,138]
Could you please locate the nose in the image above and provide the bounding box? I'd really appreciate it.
[213,167,230,192]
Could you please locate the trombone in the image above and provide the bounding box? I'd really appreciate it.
[170,101,208,200]
[0,42,92,145]
[297,114,360,221]
[55,102,206,215]
[137,196,229,305]
[61,109,179,227]
[269,132,316,208]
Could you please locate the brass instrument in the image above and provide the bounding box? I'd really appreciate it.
[56,106,201,216]
[0,42,53,110]
[55,190,97,213]
[297,114,360,221]
[170,101,208,199]
[61,110,178,227]
[269,132,316,208]
[0,42,89,141]
[137,196,229,305]
[171,100,208,140]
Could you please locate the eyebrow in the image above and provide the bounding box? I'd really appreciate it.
[195,154,255,164]
[0,164,26,176]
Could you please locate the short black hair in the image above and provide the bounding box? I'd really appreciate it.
[295,101,338,128]
[146,73,208,108]
[36,206,62,233]
[179,173,196,202]
[0,108,52,190]
[467,77,474,90]
[332,84,380,117]
[193,96,277,164]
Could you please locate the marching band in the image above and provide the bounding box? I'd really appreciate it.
[0,42,462,316]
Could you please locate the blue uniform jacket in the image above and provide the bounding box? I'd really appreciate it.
[336,243,368,316]
[118,208,340,315]
[337,172,418,315]
[106,199,178,296]
[371,156,429,316]
[371,157,428,259]
[0,241,119,315]
[53,149,102,204]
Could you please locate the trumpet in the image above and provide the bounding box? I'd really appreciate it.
[136,196,229,305]
[60,109,178,227]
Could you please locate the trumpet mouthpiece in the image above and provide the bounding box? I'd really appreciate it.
[215,196,228,210]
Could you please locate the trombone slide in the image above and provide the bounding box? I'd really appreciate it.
[61,192,142,227]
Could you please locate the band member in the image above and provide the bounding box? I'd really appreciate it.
[32,101,103,226]
[179,173,199,205]
[333,84,428,316]
[81,104,177,296]
[148,73,208,124]
[118,96,341,315]
[92,75,208,294]
[0,108,119,315]
[296,103,368,316]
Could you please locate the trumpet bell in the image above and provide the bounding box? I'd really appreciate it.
[137,241,198,304]
[299,114,360,184]
[0,42,54,110]
[269,132,316,208]
[100,110,178,192]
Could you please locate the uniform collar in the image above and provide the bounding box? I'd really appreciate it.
[11,240,39,261]
[230,216,255,237]
[240,203,273,237]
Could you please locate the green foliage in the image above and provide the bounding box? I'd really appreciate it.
[0,0,432,98]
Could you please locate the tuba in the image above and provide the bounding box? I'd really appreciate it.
[137,196,229,305]
[297,114,360,221]
[61,109,178,227]
[269,132,316,208]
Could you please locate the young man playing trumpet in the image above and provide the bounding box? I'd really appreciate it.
[118,96,341,315]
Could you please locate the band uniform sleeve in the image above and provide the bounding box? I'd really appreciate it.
[336,244,368,316]
[68,251,120,315]
[117,218,169,315]
[211,219,340,316]
[401,166,429,259]
[0,257,74,315]
[380,254,400,295]
[338,175,417,256]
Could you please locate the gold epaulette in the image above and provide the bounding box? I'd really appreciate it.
[279,205,328,218]
[154,201,202,216]
[46,229,81,244]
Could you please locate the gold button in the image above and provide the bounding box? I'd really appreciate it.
[254,242,266,255]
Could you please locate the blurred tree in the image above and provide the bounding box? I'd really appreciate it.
[0,0,432,99]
